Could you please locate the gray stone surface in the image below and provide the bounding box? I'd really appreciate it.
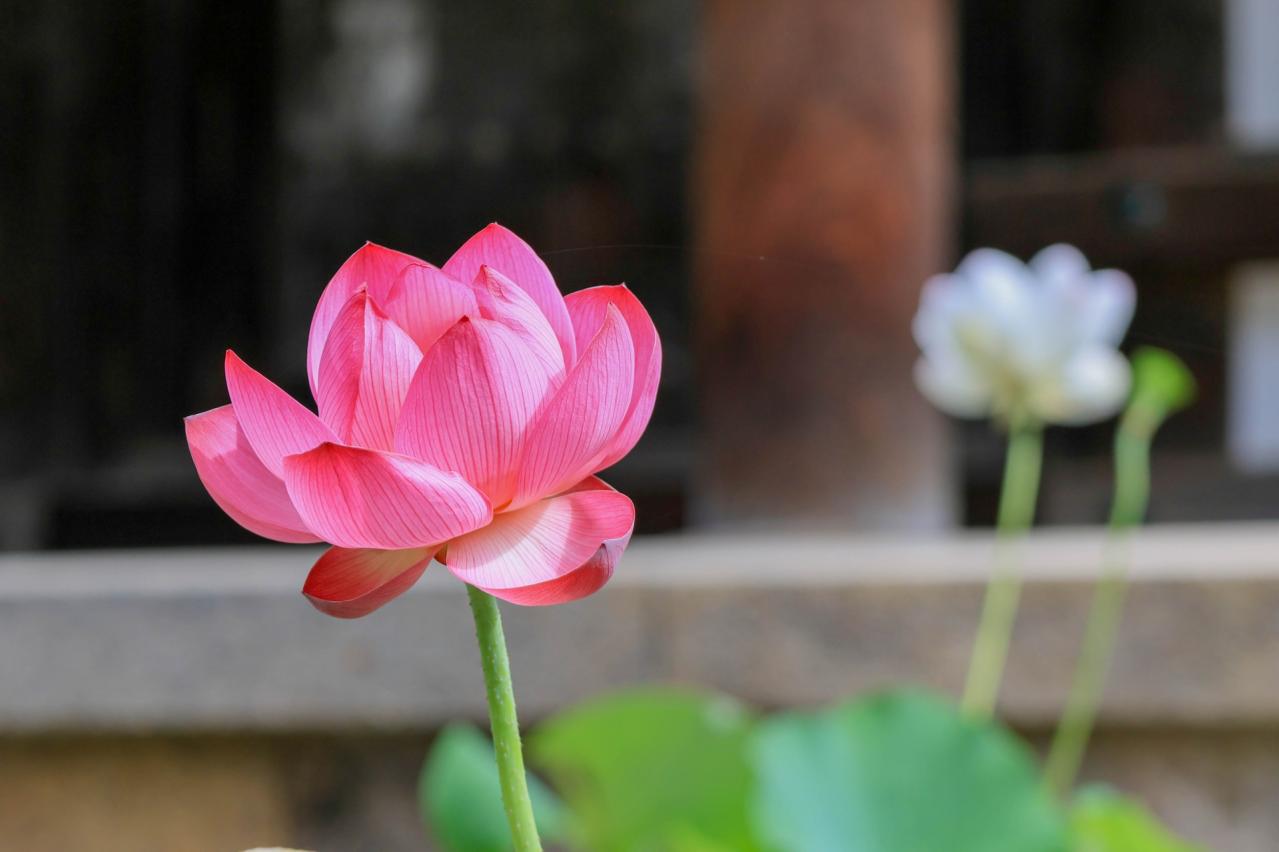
[3,523,1279,732]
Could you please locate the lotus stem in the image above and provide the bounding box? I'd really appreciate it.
[466,584,542,851]
[1043,408,1153,797]
[961,420,1044,719]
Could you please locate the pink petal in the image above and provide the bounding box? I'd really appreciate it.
[283,443,492,550]
[442,223,576,365]
[510,305,634,508]
[303,545,435,618]
[565,285,662,469]
[184,405,319,543]
[225,350,338,478]
[394,317,560,507]
[308,243,426,398]
[444,480,634,592]
[383,263,478,354]
[481,535,627,606]
[472,265,566,375]
[315,291,423,451]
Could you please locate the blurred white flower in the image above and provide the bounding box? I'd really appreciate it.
[913,244,1135,426]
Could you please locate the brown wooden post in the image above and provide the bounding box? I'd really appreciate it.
[694,0,955,529]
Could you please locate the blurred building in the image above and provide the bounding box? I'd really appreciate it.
[9,0,1279,553]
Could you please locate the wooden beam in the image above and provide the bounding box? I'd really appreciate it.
[966,148,1279,266]
[693,0,956,529]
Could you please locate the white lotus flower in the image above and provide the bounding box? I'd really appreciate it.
[913,244,1135,425]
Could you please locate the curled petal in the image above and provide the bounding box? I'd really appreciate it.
[303,545,435,618]
[473,265,566,375]
[912,274,969,355]
[383,263,478,354]
[184,405,319,543]
[395,317,560,506]
[1029,243,1091,287]
[956,247,1034,312]
[444,479,634,593]
[225,350,337,477]
[954,249,1041,349]
[283,443,492,550]
[510,305,634,508]
[443,223,576,365]
[913,356,994,419]
[308,242,425,397]
[1080,270,1136,347]
[481,535,626,606]
[565,285,661,469]
[1029,245,1135,349]
[1030,346,1131,425]
[316,291,423,451]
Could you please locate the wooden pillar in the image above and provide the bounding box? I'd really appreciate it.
[694,0,955,529]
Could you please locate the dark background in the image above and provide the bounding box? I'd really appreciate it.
[1,0,1273,549]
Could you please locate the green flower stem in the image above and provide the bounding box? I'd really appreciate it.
[961,421,1044,719]
[466,584,542,851]
[1042,406,1155,798]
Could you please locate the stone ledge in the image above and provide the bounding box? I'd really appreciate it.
[2,522,1277,733]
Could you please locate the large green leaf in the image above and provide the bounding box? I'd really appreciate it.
[750,690,1067,852]
[1070,786,1202,852]
[419,723,570,852]
[529,687,761,851]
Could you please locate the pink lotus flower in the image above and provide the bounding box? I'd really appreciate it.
[185,225,660,617]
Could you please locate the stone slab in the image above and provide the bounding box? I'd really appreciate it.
[2,523,1278,732]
